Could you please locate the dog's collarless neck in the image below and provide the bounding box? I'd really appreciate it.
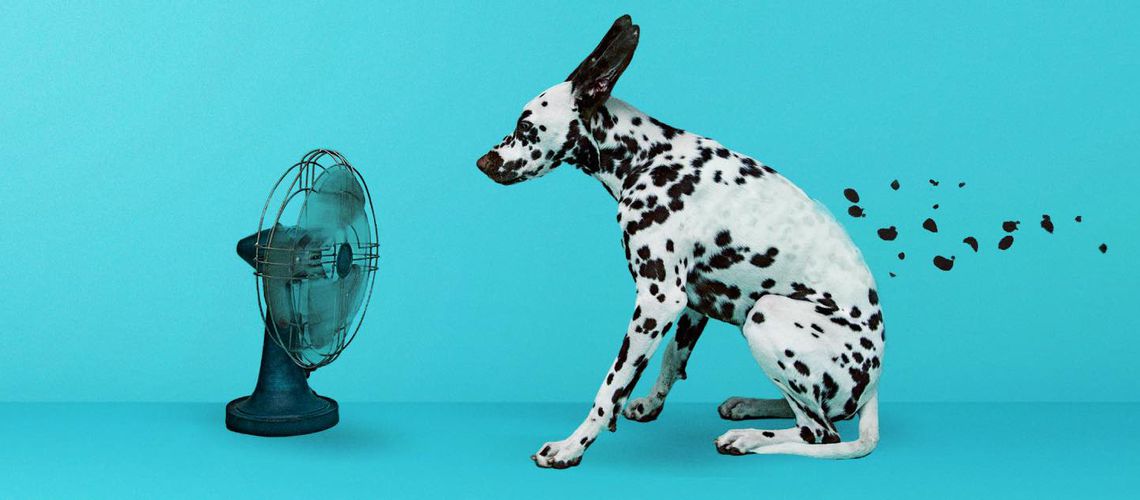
[572,99,684,201]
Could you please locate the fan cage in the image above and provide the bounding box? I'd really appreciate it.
[253,149,379,370]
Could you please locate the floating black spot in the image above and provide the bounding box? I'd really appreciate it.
[1075,215,1082,223]
[890,179,900,190]
[1002,220,1020,233]
[877,226,898,241]
[963,236,979,252]
[998,235,1014,250]
[958,182,965,188]
[848,205,865,218]
[843,188,860,203]
[923,218,938,233]
[929,179,939,186]
[897,252,905,260]
[933,255,955,271]
[888,272,896,278]
[932,203,940,210]
[1099,243,1108,254]
[1041,214,1054,234]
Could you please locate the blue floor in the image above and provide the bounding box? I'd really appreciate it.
[1,402,1136,499]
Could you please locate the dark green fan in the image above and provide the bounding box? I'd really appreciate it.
[227,149,379,436]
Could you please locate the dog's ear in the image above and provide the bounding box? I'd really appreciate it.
[569,18,639,120]
[566,15,633,83]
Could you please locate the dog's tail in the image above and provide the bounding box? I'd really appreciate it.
[754,391,880,459]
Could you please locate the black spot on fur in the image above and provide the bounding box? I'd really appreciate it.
[866,311,882,331]
[715,231,732,246]
[613,336,631,372]
[750,252,775,268]
[800,426,816,444]
[793,361,811,376]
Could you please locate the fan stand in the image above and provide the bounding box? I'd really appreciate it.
[225,330,339,437]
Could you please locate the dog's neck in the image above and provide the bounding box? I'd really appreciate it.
[570,98,688,200]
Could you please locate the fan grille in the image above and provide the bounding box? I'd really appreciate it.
[252,149,379,370]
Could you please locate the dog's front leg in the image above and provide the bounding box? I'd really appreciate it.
[532,285,687,469]
[624,308,708,422]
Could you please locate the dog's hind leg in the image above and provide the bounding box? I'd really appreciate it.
[624,308,708,422]
[716,392,879,458]
[715,294,882,459]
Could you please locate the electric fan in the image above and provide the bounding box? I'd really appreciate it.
[226,149,379,436]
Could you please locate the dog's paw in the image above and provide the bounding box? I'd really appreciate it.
[717,396,755,420]
[622,396,664,422]
[531,438,586,469]
[714,429,756,456]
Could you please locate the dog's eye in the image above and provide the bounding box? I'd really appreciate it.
[516,120,533,134]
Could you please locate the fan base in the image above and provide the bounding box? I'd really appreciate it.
[225,395,339,437]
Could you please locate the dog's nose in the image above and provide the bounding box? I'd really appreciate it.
[477,151,503,172]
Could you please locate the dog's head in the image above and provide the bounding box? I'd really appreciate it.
[476,15,639,185]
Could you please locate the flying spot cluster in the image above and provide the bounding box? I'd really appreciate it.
[842,179,1108,277]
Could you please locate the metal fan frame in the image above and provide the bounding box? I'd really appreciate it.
[252,149,379,370]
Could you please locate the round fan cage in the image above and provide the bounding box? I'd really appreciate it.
[253,149,379,370]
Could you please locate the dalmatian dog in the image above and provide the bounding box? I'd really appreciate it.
[476,15,883,469]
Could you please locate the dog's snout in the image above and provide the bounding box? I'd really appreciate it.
[477,151,503,172]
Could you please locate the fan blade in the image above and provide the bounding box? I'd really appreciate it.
[300,264,366,355]
[299,165,366,240]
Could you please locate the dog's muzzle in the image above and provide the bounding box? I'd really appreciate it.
[477,151,521,184]
[477,151,503,172]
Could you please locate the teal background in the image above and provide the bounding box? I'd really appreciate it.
[3,0,1135,404]
[1,1,1138,497]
